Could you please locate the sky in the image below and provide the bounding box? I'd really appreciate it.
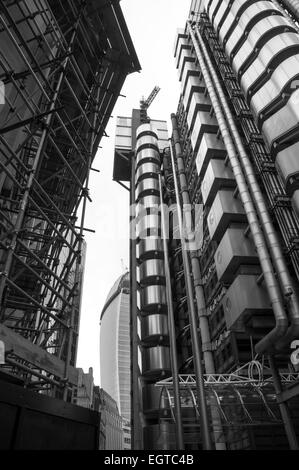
[76,0,191,384]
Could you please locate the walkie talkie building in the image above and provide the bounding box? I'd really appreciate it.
[113,0,299,451]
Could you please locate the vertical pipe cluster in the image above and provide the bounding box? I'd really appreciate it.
[171,116,226,450]
[135,124,173,448]
[168,142,213,450]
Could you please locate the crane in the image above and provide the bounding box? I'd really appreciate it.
[140,86,160,123]
[140,86,161,110]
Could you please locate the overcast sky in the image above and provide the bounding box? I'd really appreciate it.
[76,0,190,384]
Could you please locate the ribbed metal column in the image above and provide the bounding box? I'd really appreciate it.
[135,124,173,449]
[130,150,142,450]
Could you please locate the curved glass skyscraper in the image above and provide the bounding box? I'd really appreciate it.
[100,272,131,449]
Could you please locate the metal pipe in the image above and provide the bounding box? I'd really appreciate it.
[169,140,213,450]
[130,150,142,450]
[279,0,299,22]
[158,171,185,450]
[193,24,299,351]
[171,115,226,450]
[188,23,288,352]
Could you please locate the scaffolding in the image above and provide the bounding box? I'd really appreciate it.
[0,0,140,398]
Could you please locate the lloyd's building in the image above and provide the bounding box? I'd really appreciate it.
[113,0,299,451]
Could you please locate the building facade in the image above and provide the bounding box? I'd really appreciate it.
[99,388,124,451]
[74,369,124,449]
[100,272,131,449]
[114,0,299,451]
[0,0,140,398]
[75,367,95,409]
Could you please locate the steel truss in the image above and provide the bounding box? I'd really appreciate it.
[0,0,138,397]
[156,362,299,448]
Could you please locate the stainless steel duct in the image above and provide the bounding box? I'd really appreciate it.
[188,23,289,353]
[192,22,299,351]
[134,124,172,449]
[204,0,299,220]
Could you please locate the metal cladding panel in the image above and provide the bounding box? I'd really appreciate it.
[183,75,205,110]
[136,135,159,153]
[214,227,259,283]
[222,274,272,331]
[209,0,221,18]
[174,30,188,58]
[196,133,227,177]
[140,314,169,342]
[142,384,169,413]
[226,4,282,59]
[251,55,299,119]
[137,213,161,239]
[207,189,247,241]
[137,195,160,215]
[213,1,228,31]
[206,0,299,210]
[143,423,176,450]
[136,162,160,183]
[136,147,160,167]
[191,111,219,153]
[186,92,212,132]
[150,120,169,152]
[142,346,171,376]
[201,159,235,206]
[140,285,167,313]
[233,16,292,76]
[139,259,165,283]
[280,0,299,19]
[177,45,192,71]
[137,238,164,261]
[262,99,299,148]
[181,62,199,93]
[137,123,157,137]
[136,178,159,200]
[275,142,299,188]
[178,55,196,82]
[240,32,299,100]
[218,1,275,45]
